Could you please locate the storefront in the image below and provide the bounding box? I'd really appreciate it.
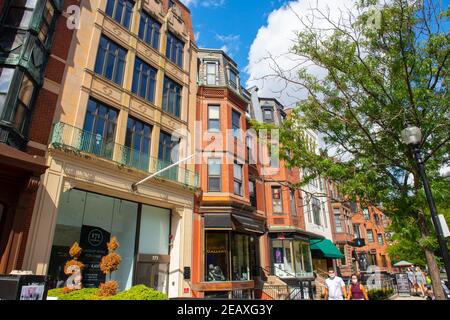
[47,189,171,293]
[310,238,345,274]
[194,212,265,299]
[268,233,313,279]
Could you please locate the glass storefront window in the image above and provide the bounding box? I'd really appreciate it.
[49,191,172,293]
[206,232,229,282]
[139,205,170,255]
[232,234,250,281]
[271,238,313,278]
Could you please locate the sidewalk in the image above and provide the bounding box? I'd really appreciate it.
[389,294,427,300]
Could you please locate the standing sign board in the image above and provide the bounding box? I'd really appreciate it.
[395,273,411,296]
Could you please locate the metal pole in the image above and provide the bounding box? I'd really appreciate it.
[412,144,450,282]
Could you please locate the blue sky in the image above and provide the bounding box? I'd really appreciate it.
[183,0,450,104]
[183,0,289,84]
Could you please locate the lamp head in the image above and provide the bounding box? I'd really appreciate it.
[401,126,422,146]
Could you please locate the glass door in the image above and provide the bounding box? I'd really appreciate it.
[134,262,168,293]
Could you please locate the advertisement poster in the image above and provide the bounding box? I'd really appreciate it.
[20,284,45,300]
[79,225,110,288]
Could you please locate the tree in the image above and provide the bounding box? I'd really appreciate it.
[253,0,449,299]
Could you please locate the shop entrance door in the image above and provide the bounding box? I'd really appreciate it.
[134,254,169,293]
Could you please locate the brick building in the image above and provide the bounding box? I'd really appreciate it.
[351,204,393,275]
[0,0,64,274]
[192,49,266,298]
[17,0,199,298]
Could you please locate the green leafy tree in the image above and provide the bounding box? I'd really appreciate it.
[253,0,449,299]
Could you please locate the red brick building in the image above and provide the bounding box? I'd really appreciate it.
[191,49,266,298]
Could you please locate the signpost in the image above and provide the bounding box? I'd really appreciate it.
[395,273,411,296]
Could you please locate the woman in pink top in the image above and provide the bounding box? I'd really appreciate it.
[346,274,369,300]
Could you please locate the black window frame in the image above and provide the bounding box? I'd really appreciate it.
[162,76,182,118]
[132,56,157,103]
[166,31,184,68]
[138,10,161,50]
[105,0,135,30]
[94,35,127,85]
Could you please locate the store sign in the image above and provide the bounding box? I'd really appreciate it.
[395,273,411,296]
[277,233,285,240]
[79,225,110,288]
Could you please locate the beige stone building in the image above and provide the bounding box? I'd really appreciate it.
[22,0,198,298]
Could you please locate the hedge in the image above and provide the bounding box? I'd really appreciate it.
[47,285,168,300]
[367,288,394,300]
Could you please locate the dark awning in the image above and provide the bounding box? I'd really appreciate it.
[310,239,344,259]
[204,213,265,234]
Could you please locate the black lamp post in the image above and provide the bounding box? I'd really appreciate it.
[401,125,450,283]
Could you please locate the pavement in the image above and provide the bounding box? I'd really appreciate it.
[389,294,428,300]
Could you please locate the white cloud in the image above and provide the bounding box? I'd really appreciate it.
[215,33,241,57]
[245,0,357,108]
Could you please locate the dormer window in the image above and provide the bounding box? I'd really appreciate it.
[262,107,274,122]
[228,68,238,90]
[206,62,218,85]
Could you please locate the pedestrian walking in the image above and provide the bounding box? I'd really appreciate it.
[346,274,369,300]
[414,267,426,296]
[324,268,346,300]
[406,267,416,293]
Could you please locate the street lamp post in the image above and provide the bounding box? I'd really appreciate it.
[401,125,450,283]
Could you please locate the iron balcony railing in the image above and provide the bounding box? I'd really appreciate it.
[50,122,199,188]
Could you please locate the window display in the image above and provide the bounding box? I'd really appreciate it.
[206,232,228,282]
[271,238,313,278]
[205,231,257,282]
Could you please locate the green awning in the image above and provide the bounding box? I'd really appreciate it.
[310,239,344,259]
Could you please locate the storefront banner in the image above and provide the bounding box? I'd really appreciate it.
[79,225,110,288]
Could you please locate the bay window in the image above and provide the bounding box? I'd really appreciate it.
[205,231,255,282]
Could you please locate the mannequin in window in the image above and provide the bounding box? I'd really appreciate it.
[208,264,226,281]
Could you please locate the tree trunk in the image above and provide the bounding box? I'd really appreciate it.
[417,210,445,300]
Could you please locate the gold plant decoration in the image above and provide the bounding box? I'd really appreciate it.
[98,236,122,297]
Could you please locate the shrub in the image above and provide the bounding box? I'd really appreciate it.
[48,288,101,300]
[108,285,168,300]
[368,288,394,300]
[47,285,168,300]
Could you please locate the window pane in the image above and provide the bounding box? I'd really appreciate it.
[208,177,220,192]
[208,158,221,175]
[206,232,229,282]
[232,234,250,281]
[0,68,14,93]
[139,205,170,255]
[208,106,219,119]
[18,74,34,106]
